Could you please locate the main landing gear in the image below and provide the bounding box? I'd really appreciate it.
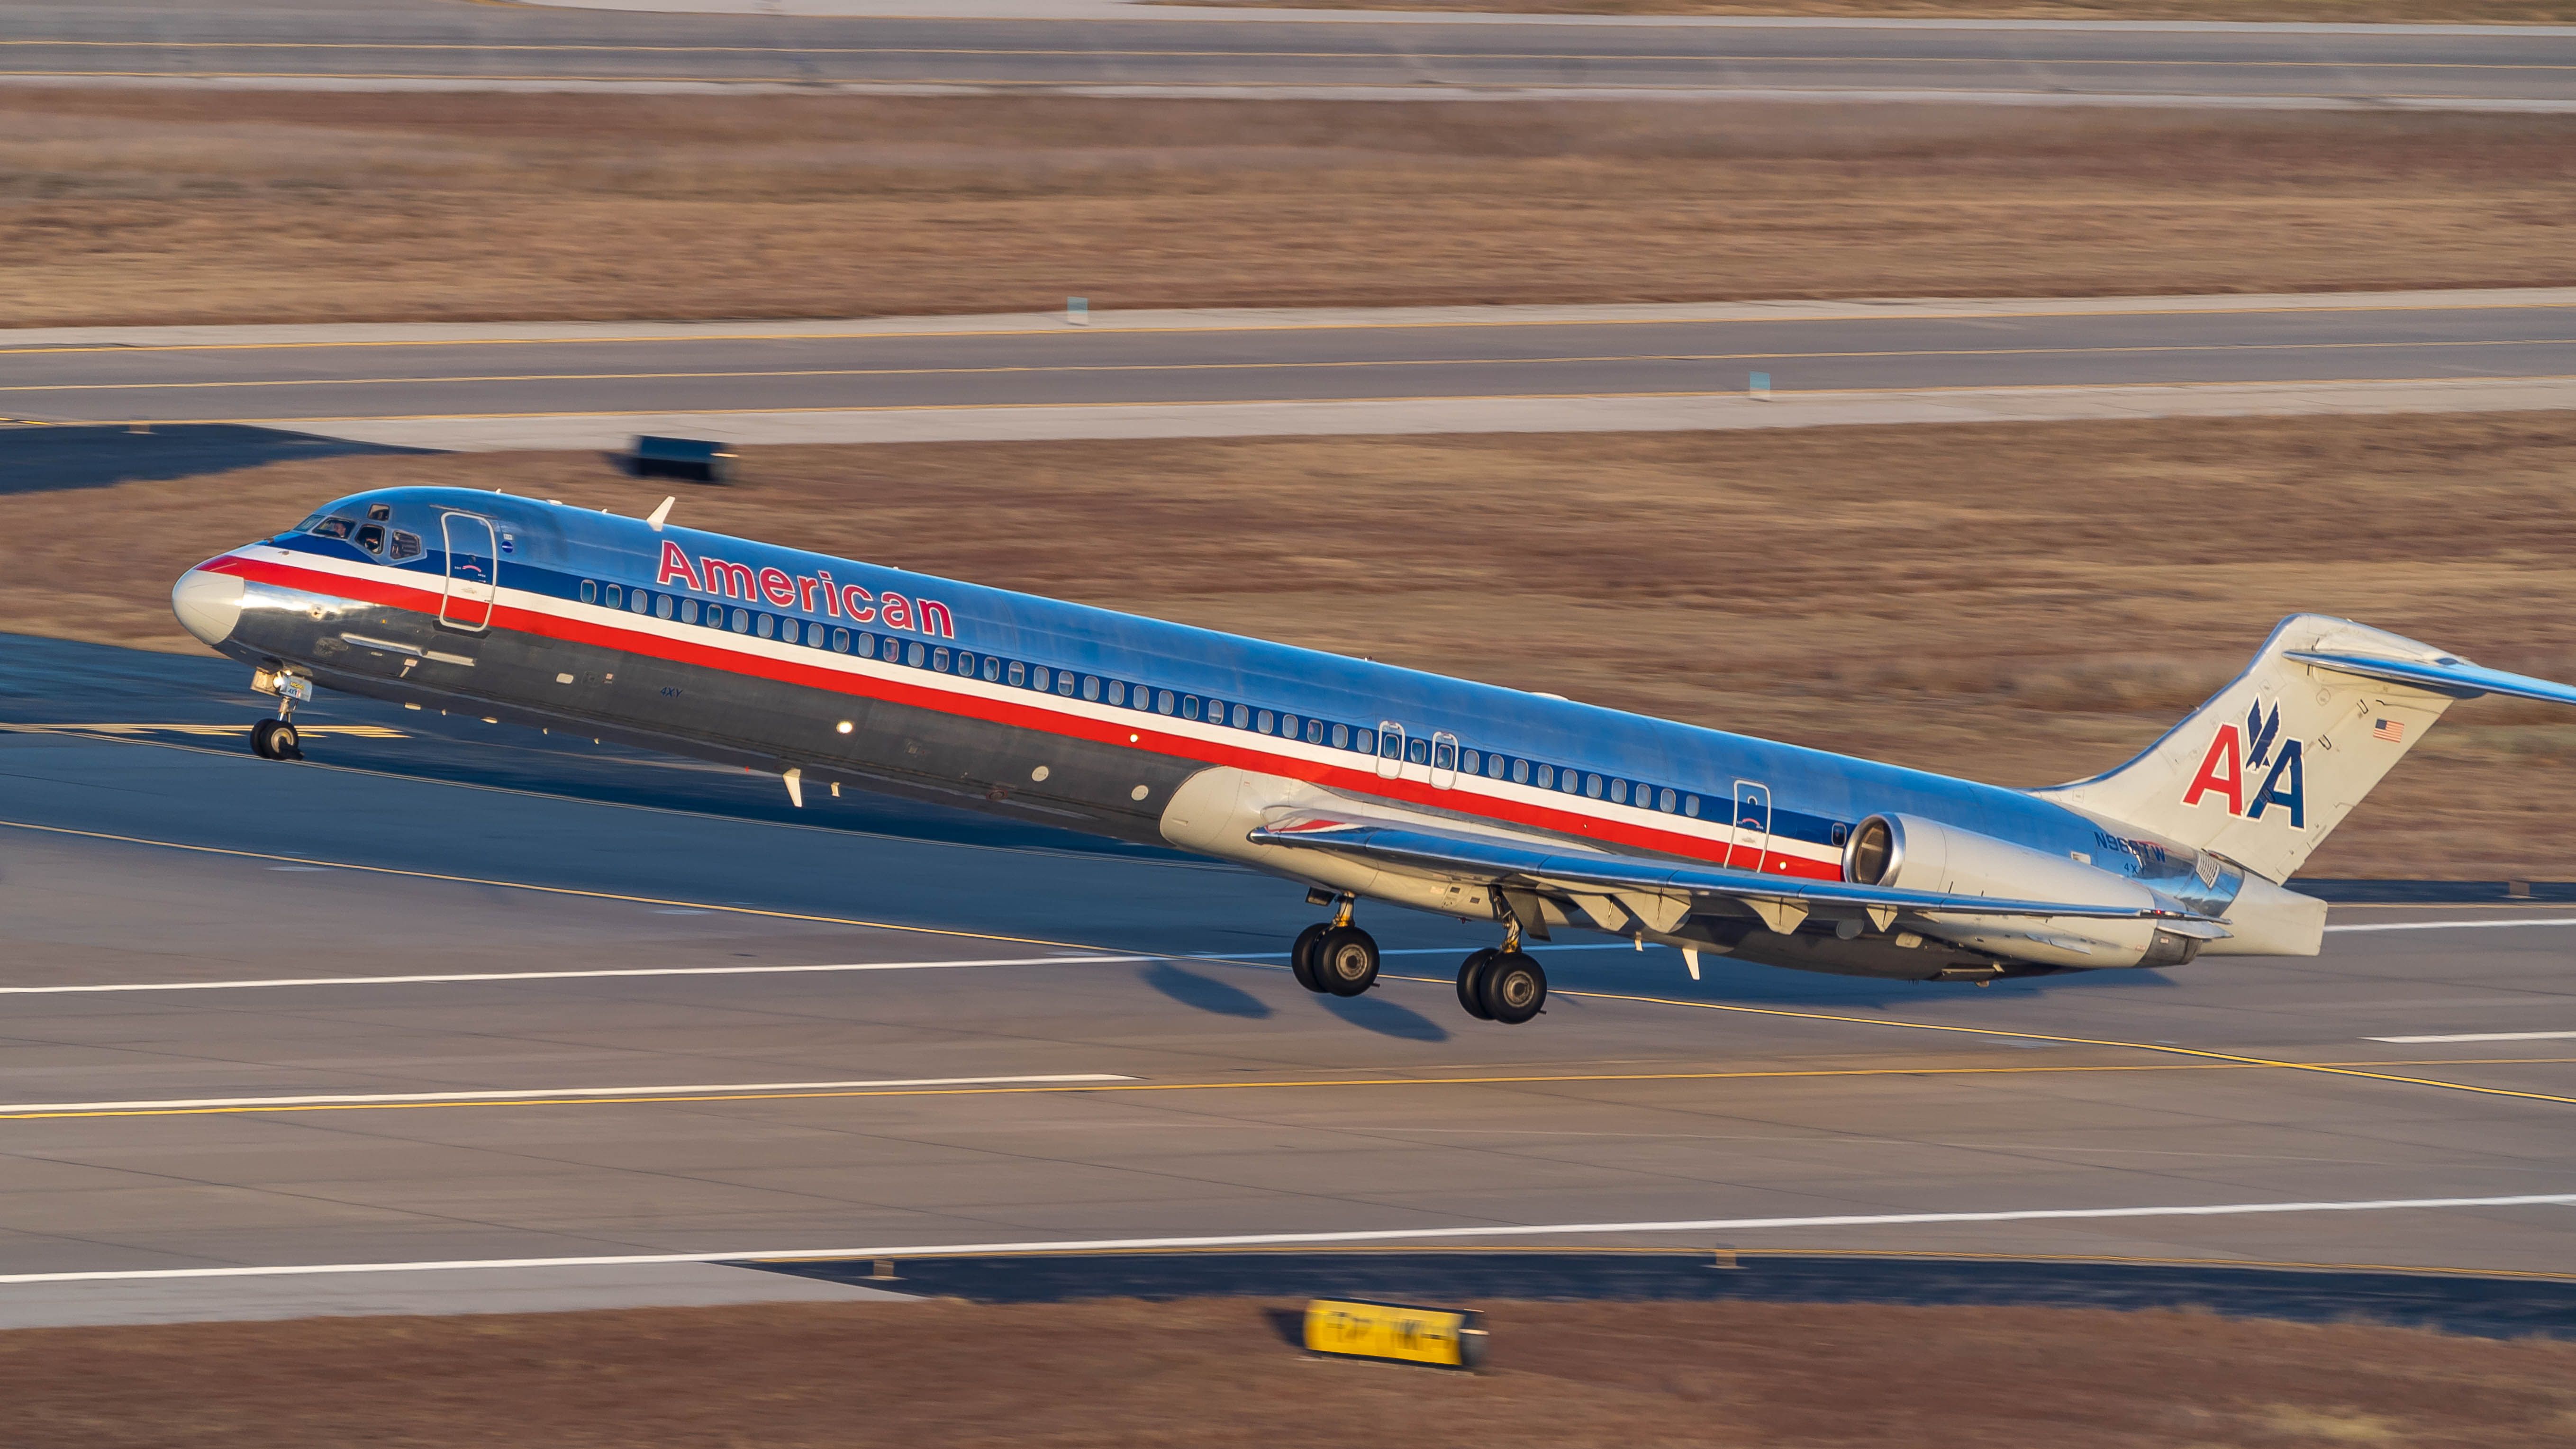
[1455,932,1547,1026]
[1290,895,1381,997]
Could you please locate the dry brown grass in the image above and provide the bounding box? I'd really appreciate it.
[8,1297,2574,1449]
[4,92,2575,328]
[15,410,2576,878]
[1189,0,2576,19]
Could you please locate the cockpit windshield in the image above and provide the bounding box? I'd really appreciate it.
[308,516,355,541]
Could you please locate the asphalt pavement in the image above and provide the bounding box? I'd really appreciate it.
[9,291,2574,447]
[3,630,2573,1325]
[5,0,2573,108]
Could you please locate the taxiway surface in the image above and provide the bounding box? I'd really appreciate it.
[3,631,2573,1325]
[9,292,2574,445]
[6,0,2574,109]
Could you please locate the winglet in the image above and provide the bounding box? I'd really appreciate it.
[646,496,676,532]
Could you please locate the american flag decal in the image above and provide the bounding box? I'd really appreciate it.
[2374,718,2405,742]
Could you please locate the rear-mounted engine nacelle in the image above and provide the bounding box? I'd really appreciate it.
[1841,812,2198,969]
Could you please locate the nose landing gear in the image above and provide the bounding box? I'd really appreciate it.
[1289,893,1380,997]
[250,715,302,761]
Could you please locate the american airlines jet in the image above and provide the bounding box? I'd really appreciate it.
[172,487,2576,1025]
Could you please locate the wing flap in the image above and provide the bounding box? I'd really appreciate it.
[1246,817,2218,924]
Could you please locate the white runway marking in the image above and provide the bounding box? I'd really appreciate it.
[7,1193,2570,1285]
[2326,917,2576,933]
[0,1075,1136,1116]
[2368,1031,2576,1044]
[0,954,1142,996]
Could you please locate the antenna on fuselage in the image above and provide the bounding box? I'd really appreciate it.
[647,497,676,532]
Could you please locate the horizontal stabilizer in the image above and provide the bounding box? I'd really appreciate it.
[2285,650,2576,709]
[1247,817,2218,926]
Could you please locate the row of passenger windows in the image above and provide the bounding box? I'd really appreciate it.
[581,578,1707,822]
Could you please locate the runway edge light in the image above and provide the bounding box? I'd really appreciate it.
[1302,1298,1486,1371]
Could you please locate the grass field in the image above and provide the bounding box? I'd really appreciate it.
[4,93,2573,328]
[9,1296,2574,1448]
[16,410,2576,879]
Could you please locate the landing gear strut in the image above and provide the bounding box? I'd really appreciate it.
[1455,922,1546,1025]
[1290,893,1379,997]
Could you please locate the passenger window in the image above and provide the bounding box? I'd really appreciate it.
[1684,795,1701,817]
[310,517,354,540]
[1536,765,1554,788]
[955,651,975,676]
[907,641,926,666]
[1330,723,1349,749]
[756,614,774,639]
[1182,696,1201,720]
[1512,759,1529,783]
[1106,679,1123,704]
[1158,690,1177,716]
[606,585,623,609]
[731,609,750,634]
[985,656,1003,683]
[1608,779,1626,805]
[1083,675,1100,701]
[680,598,698,624]
[367,503,392,521]
[354,524,386,555]
[1436,741,1457,771]
[853,633,874,655]
[1305,718,1323,745]
[656,594,673,620]
[1380,728,1402,760]
[933,647,951,672]
[389,531,422,561]
[1024,665,1044,691]
[581,580,598,604]
[1406,738,1429,766]
[632,590,650,615]
[1057,672,1076,697]
[1256,709,1273,734]
[1487,754,1506,779]
[1458,748,1477,775]
[1008,661,1026,687]
[832,628,849,652]
[1660,787,1677,812]
[1586,773,1603,798]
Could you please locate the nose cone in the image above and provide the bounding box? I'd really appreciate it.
[172,566,245,648]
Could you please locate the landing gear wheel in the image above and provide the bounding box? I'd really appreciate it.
[1455,948,1498,1020]
[1289,923,1332,994]
[1315,925,1380,997]
[1480,951,1547,1024]
[251,718,302,761]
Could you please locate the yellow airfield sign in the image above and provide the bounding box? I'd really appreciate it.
[1302,1298,1487,1370]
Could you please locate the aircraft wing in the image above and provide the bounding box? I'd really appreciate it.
[1246,814,2222,939]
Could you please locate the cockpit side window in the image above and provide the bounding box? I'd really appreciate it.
[308,516,355,541]
[354,524,387,555]
[367,503,392,522]
[388,530,423,561]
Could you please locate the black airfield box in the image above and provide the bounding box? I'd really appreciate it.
[629,435,735,485]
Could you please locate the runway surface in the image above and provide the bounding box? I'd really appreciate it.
[6,0,2575,109]
[9,291,2575,447]
[3,630,2574,1325]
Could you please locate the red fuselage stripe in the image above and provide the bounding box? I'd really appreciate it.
[210,552,1841,881]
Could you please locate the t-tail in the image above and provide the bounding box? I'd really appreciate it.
[2033,613,2576,883]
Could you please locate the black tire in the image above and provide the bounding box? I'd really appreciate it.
[271,720,302,761]
[1480,952,1547,1024]
[251,719,282,760]
[1315,925,1379,997]
[1455,948,1497,1020]
[1289,923,1331,994]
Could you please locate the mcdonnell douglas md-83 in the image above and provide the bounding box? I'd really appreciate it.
[172,487,2576,1025]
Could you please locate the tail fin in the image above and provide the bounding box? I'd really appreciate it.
[2032,614,2576,881]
